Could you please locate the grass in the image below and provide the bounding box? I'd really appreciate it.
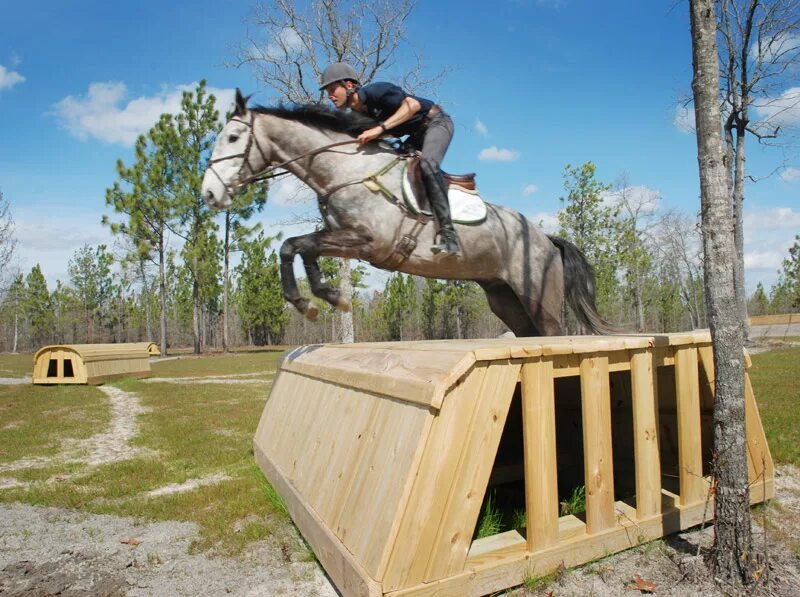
[151,351,282,378]
[0,353,33,378]
[560,485,586,516]
[0,352,287,556]
[0,384,110,463]
[475,493,503,539]
[749,346,800,466]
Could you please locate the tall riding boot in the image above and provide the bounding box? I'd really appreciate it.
[421,168,461,256]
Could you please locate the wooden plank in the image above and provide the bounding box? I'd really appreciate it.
[280,346,476,409]
[424,361,522,582]
[254,446,382,597]
[467,530,525,560]
[335,399,432,580]
[630,349,662,519]
[579,355,615,534]
[389,476,773,597]
[520,358,559,551]
[382,364,490,591]
[674,347,706,506]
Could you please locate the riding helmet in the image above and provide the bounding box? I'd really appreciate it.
[319,63,360,90]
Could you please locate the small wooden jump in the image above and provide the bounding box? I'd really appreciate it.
[32,343,153,385]
[253,332,773,597]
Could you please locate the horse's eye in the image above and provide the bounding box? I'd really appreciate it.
[228,135,239,143]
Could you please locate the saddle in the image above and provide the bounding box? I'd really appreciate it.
[401,157,487,225]
[406,158,476,209]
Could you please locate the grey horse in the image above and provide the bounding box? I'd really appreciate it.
[201,90,614,337]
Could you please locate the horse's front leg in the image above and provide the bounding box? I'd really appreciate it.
[279,235,319,321]
[298,228,375,313]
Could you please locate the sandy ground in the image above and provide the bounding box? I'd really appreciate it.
[0,503,338,597]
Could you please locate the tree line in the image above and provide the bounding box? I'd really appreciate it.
[2,153,798,353]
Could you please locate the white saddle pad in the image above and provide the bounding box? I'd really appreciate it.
[401,168,487,225]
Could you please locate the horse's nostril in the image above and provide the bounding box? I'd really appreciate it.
[206,189,215,202]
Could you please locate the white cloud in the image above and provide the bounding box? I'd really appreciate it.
[265,27,304,60]
[0,64,25,91]
[474,119,488,136]
[13,210,116,286]
[529,211,559,233]
[749,33,800,64]
[673,103,695,134]
[523,184,539,196]
[478,146,519,162]
[52,82,236,146]
[754,86,800,127]
[268,175,315,207]
[744,206,800,290]
[745,206,800,231]
[780,167,800,182]
[601,186,661,214]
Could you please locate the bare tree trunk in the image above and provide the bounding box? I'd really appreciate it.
[192,250,201,354]
[732,123,750,342]
[337,259,354,343]
[12,310,18,353]
[223,211,231,352]
[690,0,754,586]
[159,230,167,357]
[140,258,153,342]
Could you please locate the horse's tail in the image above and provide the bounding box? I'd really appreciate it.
[547,235,621,335]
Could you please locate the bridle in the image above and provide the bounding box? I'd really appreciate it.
[206,110,359,199]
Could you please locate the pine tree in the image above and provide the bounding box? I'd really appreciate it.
[236,233,288,345]
[557,162,620,320]
[67,245,114,343]
[24,265,53,349]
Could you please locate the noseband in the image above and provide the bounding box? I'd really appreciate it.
[206,111,360,200]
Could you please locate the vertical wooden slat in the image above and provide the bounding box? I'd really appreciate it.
[521,358,559,551]
[674,346,705,506]
[579,355,615,534]
[630,349,662,520]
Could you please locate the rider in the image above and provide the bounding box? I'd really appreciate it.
[319,62,461,256]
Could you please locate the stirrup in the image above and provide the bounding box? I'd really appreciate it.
[431,231,461,256]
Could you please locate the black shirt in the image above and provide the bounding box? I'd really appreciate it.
[356,82,435,137]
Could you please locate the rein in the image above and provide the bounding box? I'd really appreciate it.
[206,111,360,196]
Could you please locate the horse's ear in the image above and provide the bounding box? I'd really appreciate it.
[234,89,248,116]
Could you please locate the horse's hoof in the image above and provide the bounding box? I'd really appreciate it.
[305,305,319,322]
[336,298,352,313]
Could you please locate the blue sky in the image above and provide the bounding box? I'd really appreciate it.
[1,0,797,294]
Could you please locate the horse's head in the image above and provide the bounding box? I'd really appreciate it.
[201,89,269,210]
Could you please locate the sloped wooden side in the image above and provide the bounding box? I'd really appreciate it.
[254,366,438,591]
[84,357,151,384]
[382,359,522,591]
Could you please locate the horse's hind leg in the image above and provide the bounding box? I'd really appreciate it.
[478,281,539,337]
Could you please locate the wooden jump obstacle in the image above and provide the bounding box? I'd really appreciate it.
[32,343,153,385]
[254,332,774,597]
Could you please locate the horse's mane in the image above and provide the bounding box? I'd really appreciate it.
[249,104,378,137]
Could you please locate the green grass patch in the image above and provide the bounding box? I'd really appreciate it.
[151,351,282,378]
[475,492,503,539]
[0,384,110,463]
[0,359,288,556]
[560,485,586,516]
[0,353,33,378]
[749,346,800,466]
